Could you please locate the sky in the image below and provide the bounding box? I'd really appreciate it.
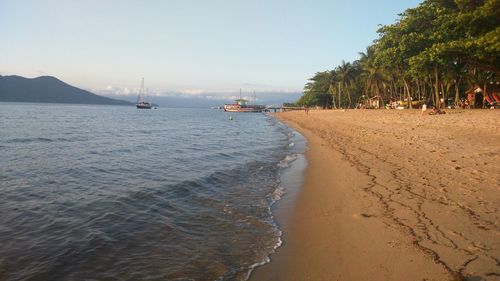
[0,0,421,100]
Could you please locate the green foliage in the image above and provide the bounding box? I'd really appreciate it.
[296,0,500,108]
[298,71,334,108]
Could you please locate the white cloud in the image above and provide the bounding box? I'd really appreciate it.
[179,89,205,95]
[90,85,137,96]
[87,83,302,104]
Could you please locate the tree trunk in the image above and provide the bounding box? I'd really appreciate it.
[417,79,421,101]
[338,82,341,109]
[346,83,352,108]
[434,64,440,108]
[440,83,446,108]
[330,85,337,109]
[422,81,427,103]
[403,78,412,109]
[391,82,395,101]
[454,80,460,107]
[483,81,488,108]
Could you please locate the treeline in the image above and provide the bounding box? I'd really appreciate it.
[295,0,499,109]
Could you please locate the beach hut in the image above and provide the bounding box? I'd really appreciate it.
[466,86,483,108]
[358,95,382,109]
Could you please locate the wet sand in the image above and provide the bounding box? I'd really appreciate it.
[251,109,499,281]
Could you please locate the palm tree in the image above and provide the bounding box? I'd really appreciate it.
[302,71,334,108]
[327,70,338,109]
[359,47,388,106]
[336,60,355,108]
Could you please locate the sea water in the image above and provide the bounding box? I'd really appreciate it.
[0,103,305,281]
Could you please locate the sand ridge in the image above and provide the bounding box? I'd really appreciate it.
[251,109,499,281]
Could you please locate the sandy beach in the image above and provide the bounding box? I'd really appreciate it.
[251,109,499,281]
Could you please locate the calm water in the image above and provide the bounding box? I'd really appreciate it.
[0,103,304,281]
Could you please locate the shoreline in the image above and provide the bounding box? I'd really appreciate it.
[251,109,499,281]
[246,123,308,280]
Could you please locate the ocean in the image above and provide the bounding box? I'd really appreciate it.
[0,103,305,281]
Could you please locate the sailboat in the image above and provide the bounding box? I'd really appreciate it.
[136,78,152,109]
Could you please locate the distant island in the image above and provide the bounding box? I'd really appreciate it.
[0,75,133,105]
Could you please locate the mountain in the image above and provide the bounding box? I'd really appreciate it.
[0,75,133,105]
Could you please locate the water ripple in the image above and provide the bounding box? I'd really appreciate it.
[0,104,298,281]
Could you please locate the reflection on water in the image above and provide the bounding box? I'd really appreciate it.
[0,103,302,280]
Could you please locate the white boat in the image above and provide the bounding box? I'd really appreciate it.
[136,78,152,109]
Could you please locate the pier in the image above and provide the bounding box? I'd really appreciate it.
[265,106,305,113]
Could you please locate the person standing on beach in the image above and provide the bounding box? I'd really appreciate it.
[439,98,445,109]
[421,103,427,115]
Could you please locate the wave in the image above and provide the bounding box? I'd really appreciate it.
[5,137,53,143]
[277,153,299,168]
[5,136,89,144]
[0,107,307,281]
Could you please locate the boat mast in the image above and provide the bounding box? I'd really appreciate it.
[253,90,256,105]
[137,78,145,103]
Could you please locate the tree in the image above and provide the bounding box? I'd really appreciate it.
[295,0,500,109]
[335,60,355,108]
[298,71,333,108]
[359,47,388,103]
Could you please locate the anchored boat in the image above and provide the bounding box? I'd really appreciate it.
[223,90,266,112]
[136,78,152,109]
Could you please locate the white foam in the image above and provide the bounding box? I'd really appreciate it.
[277,153,298,168]
[241,181,286,280]
[243,123,307,281]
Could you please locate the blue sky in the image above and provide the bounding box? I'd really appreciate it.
[0,0,421,98]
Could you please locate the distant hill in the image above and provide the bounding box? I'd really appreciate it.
[0,75,133,105]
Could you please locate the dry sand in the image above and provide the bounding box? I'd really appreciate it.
[251,109,499,281]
